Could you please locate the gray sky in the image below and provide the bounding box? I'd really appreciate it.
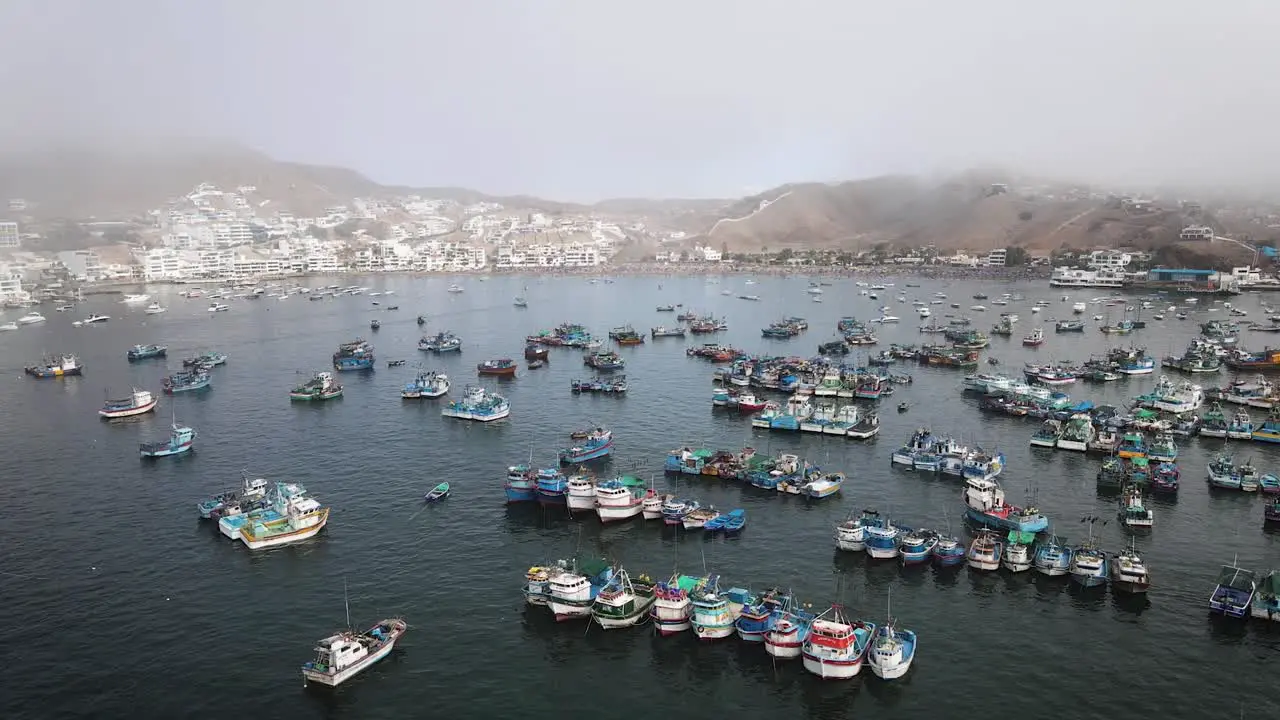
[1,0,1277,200]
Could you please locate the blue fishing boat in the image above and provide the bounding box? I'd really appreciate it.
[722,508,746,533]
[419,332,462,352]
[126,344,167,361]
[1068,536,1109,588]
[504,465,538,503]
[764,600,816,660]
[535,468,569,507]
[661,497,698,526]
[441,385,510,421]
[163,369,212,394]
[559,428,614,464]
[25,354,83,378]
[1209,563,1257,618]
[891,427,933,467]
[583,351,625,371]
[865,519,903,560]
[332,339,375,371]
[1033,534,1072,576]
[183,351,227,369]
[139,417,196,458]
[898,529,938,566]
[402,370,450,399]
[704,514,729,531]
[690,575,738,640]
[931,534,966,567]
[735,588,791,642]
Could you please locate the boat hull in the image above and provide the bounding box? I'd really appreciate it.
[802,652,865,679]
[240,510,329,549]
[547,599,592,622]
[596,502,644,522]
[27,366,83,378]
[504,485,537,503]
[964,508,1049,533]
[99,398,159,419]
[442,406,510,421]
[139,440,194,457]
[559,443,614,464]
[592,597,656,629]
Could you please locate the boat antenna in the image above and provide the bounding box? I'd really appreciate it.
[344,577,351,631]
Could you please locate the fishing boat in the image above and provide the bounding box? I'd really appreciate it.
[126,344,167,361]
[566,474,597,511]
[25,353,84,378]
[690,576,738,640]
[866,592,916,680]
[442,385,510,421]
[683,507,721,530]
[420,331,463,353]
[1115,432,1147,459]
[1022,327,1045,346]
[559,428,614,464]
[963,477,1049,532]
[290,371,344,401]
[1147,433,1178,462]
[735,588,790,642]
[661,497,697,526]
[546,559,612,621]
[1207,454,1240,490]
[535,468,569,507]
[801,604,876,680]
[369,319,381,331]
[722,508,746,533]
[835,509,883,552]
[163,369,211,394]
[592,568,656,629]
[1069,536,1108,588]
[401,370,449,398]
[1251,571,1280,621]
[331,339,375,371]
[1209,563,1256,618]
[651,575,698,635]
[1056,414,1096,452]
[1111,542,1151,594]
[594,477,649,522]
[139,416,196,458]
[183,350,227,369]
[99,388,158,419]
[864,519,902,560]
[1152,462,1180,494]
[1029,419,1064,448]
[804,470,844,499]
[765,603,816,660]
[966,529,1003,571]
[1002,531,1035,572]
[524,562,564,605]
[1119,486,1154,527]
[197,474,269,519]
[504,465,539,503]
[300,614,408,688]
[477,358,517,376]
[1200,402,1230,438]
[1033,534,1073,577]
[651,325,687,338]
[423,482,450,503]
[237,483,330,550]
[898,529,937,565]
[1239,460,1261,492]
[847,412,880,438]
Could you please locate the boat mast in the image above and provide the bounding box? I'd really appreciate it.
[344,577,351,631]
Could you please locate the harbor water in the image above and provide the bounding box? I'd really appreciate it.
[1,275,1278,719]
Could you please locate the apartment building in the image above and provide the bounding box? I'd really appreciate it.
[136,248,193,281]
[56,250,106,281]
[0,273,27,302]
[1087,250,1131,269]
[985,249,1007,267]
[0,221,19,248]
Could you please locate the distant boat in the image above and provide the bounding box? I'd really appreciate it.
[722,508,746,533]
[0,321,17,331]
[25,354,82,378]
[447,284,464,293]
[163,370,212,394]
[99,388,159,419]
[139,415,197,458]
[17,312,46,325]
[514,297,528,308]
[127,344,167,362]
[290,371,344,401]
[424,482,451,503]
[144,302,167,314]
[121,294,150,304]
[207,303,230,312]
[301,615,408,688]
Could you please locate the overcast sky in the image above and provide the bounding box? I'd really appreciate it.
[0,1,1276,200]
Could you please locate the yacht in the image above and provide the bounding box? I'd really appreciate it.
[144,303,167,314]
[121,294,151,304]
[17,311,46,325]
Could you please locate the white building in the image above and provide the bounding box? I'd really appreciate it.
[1087,250,1131,269]
[136,248,194,281]
[698,245,723,262]
[56,250,106,281]
[0,221,19,248]
[1180,226,1214,241]
[0,273,27,302]
[985,248,1007,267]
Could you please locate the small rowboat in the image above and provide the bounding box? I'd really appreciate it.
[424,482,451,503]
[723,509,746,533]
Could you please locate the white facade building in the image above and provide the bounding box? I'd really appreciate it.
[1180,226,1214,241]
[0,273,27,302]
[136,248,194,281]
[985,249,1007,267]
[0,221,19,248]
[1087,250,1131,270]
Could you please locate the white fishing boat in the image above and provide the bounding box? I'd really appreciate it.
[1002,531,1035,572]
[99,388,159,419]
[641,493,668,520]
[17,311,45,325]
[866,592,916,680]
[300,590,407,688]
[650,575,695,635]
[566,475,596,511]
[594,480,647,523]
[547,566,600,622]
[144,302,167,314]
[239,490,329,550]
[801,604,875,680]
[208,303,230,312]
[591,568,656,629]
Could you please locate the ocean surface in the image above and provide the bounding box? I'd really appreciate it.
[1,274,1278,720]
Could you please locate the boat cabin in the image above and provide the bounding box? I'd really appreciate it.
[312,632,374,672]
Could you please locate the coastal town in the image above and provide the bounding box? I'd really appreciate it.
[1,179,1280,304]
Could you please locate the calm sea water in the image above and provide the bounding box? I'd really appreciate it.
[1,274,1278,720]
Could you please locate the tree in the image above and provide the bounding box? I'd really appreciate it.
[1004,246,1030,266]
[777,248,795,262]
